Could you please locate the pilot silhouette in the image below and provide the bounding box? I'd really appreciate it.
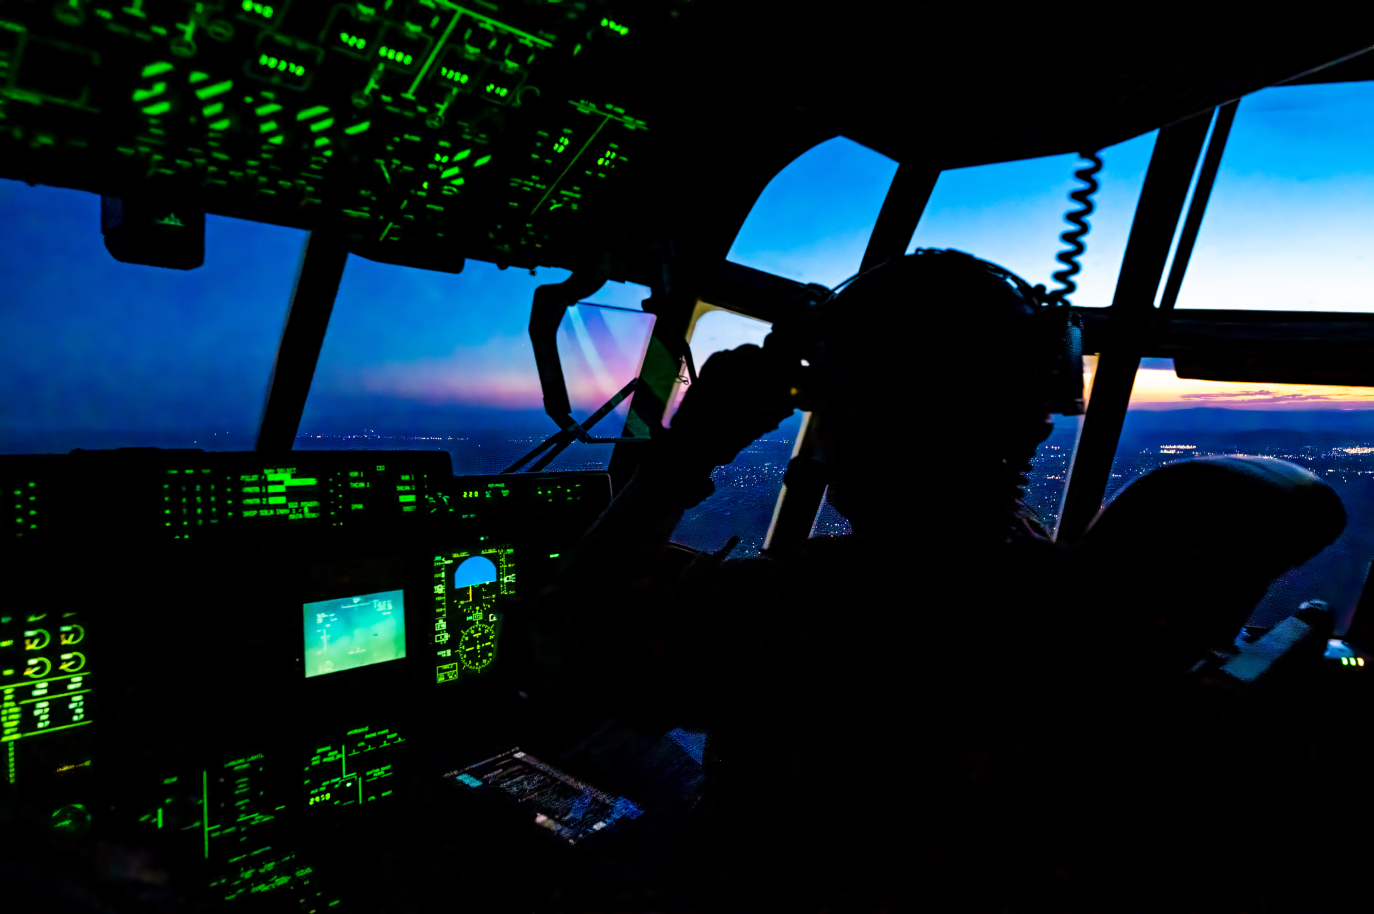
[527,250,1350,911]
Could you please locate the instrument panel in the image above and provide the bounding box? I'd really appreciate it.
[0,447,617,908]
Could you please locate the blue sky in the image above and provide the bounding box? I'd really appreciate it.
[5,79,1374,448]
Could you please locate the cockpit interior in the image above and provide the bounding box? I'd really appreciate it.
[7,1,1374,910]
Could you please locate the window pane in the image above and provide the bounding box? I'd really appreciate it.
[669,307,803,558]
[909,132,1156,309]
[0,179,304,454]
[1176,83,1374,312]
[726,136,899,289]
[298,257,656,474]
[1024,356,1099,537]
[1107,358,1374,631]
[810,488,852,537]
[557,302,656,436]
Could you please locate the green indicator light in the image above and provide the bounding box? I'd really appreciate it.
[208,118,232,130]
[254,102,282,116]
[189,71,209,83]
[309,118,334,133]
[297,105,329,120]
[267,496,287,505]
[344,120,371,135]
[315,137,331,148]
[142,61,174,78]
[259,120,278,133]
[202,102,224,117]
[398,495,416,503]
[440,165,462,180]
[474,155,490,167]
[142,101,172,116]
[549,553,559,558]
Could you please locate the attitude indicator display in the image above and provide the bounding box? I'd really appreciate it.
[303,590,405,679]
[432,546,515,684]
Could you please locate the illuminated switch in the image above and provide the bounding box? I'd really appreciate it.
[245,35,322,91]
[375,24,432,74]
[325,6,384,58]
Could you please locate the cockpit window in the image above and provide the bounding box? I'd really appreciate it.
[908,131,1157,308]
[297,257,652,474]
[1025,356,1099,538]
[1174,82,1374,312]
[668,307,804,557]
[0,179,305,455]
[1107,357,1374,630]
[726,136,900,288]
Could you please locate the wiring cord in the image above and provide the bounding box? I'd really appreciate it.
[1042,151,1104,306]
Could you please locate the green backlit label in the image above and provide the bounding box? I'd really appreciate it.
[305,725,404,808]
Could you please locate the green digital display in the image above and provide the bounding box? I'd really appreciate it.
[304,724,404,808]
[303,590,405,678]
[1,610,92,786]
[163,458,432,539]
[432,546,514,684]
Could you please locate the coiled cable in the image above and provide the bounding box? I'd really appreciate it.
[1043,151,1104,306]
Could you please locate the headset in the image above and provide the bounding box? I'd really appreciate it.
[767,149,1104,420]
[768,248,1086,418]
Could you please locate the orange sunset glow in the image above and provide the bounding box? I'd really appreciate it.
[1125,362,1374,410]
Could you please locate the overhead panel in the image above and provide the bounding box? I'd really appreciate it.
[0,0,665,270]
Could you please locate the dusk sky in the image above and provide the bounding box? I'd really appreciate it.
[4,79,1374,451]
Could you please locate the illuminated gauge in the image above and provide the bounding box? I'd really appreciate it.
[58,652,85,673]
[457,624,496,671]
[59,624,84,645]
[23,629,50,650]
[24,656,52,679]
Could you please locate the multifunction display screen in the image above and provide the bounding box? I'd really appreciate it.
[432,546,515,684]
[448,748,642,846]
[303,590,406,679]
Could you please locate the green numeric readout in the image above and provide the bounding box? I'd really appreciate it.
[160,461,432,538]
[240,468,322,520]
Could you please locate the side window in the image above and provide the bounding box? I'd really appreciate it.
[1024,356,1098,537]
[669,307,803,558]
[674,136,895,552]
[0,179,305,454]
[1175,82,1374,312]
[298,257,653,475]
[1108,357,1374,631]
[726,136,899,288]
[909,131,1155,308]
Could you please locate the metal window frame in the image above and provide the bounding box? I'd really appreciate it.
[256,232,349,454]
